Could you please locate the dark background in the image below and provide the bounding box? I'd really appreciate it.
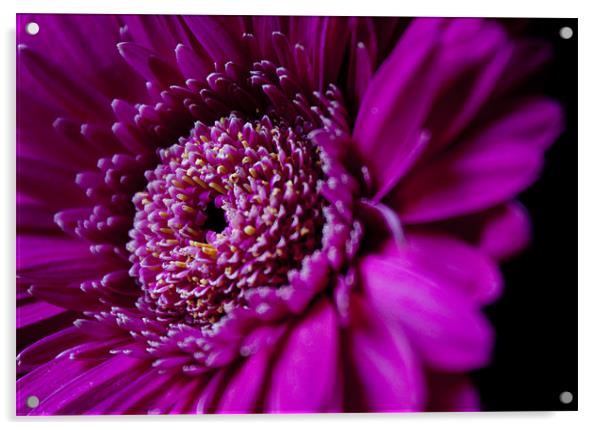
[473,18,578,411]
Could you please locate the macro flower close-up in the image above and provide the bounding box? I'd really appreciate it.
[16,15,564,415]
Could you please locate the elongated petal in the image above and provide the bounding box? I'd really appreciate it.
[182,16,245,64]
[344,295,425,411]
[426,373,480,412]
[381,231,503,304]
[435,202,532,261]
[17,300,66,329]
[27,355,145,415]
[216,346,273,413]
[17,355,93,415]
[17,326,87,372]
[18,45,111,121]
[359,247,494,372]
[265,299,341,413]
[353,19,445,198]
[391,97,563,223]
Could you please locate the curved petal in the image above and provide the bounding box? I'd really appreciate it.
[216,346,273,413]
[381,232,503,304]
[17,355,94,415]
[391,97,563,223]
[18,45,112,121]
[265,299,341,413]
[352,18,445,198]
[182,16,246,65]
[26,355,145,415]
[434,202,532,262]
[359,240,495,372]
[344,295,425,412]
[426,373,480,412]
[17,326,88,373]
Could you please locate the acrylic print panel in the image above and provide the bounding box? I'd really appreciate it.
[16,14,577,415]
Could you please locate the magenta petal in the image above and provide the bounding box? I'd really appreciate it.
[352,19,444,198]
[17,235,90,271]
[90,369,173,414]
[265,299,341,413]
[18,44,111,121]
[17,326,87,373]
[384,232,503,304]
[357,200,405,250]
[182,16,245,64]
[359,247,494,372]
[393,97,563,223]
[195,369,228,414]
[438,202,532,261]
[420,19,510,157]
[17,355,93,415]
[345,295,425,412]
[119,15,195,59]
[316,17,350,91]
[216,346,274,413]
[28,355,144,415]
[17,300,66,329]
[175,43,212,81]
[426,373,480,412]
[477,202,532,260]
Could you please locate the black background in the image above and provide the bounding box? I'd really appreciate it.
[473,18,578,411]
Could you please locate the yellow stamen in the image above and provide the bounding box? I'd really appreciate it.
[209,182,227,194]
[182,175,196,186]
[192,177,208,189]
[191,241,218,258]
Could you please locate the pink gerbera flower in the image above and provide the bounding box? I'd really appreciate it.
[16,15,563,415]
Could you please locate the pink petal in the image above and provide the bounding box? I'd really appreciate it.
[28,355,144,415]
[344,295,425,412]
[265,299,341,413]
[216,347,273,413]
[426,373,480,411]
[392,97,563,223]
[352,19,445,198]
[17,355,94,415]
[436,202,532,262]
[359,243,495,372]
[17,326,87,373]
[17,300,66,329]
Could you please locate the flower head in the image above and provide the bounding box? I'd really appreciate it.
[17,15,563,415]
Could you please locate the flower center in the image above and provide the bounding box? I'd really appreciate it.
[128,113,331,325]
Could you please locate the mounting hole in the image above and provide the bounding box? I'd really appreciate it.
[559,26,573,40]
[26,395,39,408]
[559,391,574,404]
[25,22,40,36]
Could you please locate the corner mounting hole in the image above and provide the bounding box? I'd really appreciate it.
[26,395,39,408]
[559,391,573,404]
[25,22,40,36]
[203,201,227,233]
[559,26,573,40]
